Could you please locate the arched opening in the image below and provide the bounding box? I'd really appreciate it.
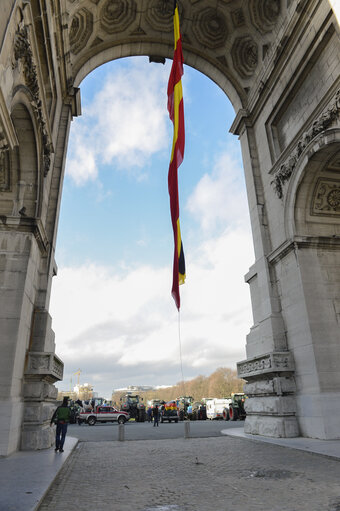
[279,138,340,438]
[50,56,254,399]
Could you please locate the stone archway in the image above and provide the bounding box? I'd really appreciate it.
[0,0,339,454]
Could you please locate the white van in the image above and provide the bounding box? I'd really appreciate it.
[206,398,231,420]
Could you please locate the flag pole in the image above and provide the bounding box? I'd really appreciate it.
[178,309,185,393]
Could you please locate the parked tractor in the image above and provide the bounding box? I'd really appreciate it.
[223,393,247,421]
[120,393,146,422]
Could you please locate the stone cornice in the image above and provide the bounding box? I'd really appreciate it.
[229,108,253,136]
[0,217,49,255]
[237,351,295,379]
[267,235,340,265]
[25,352,64,382]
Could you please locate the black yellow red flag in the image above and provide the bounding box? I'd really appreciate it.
[168,1,185,310]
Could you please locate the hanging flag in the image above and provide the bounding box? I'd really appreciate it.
[168,1,185,310]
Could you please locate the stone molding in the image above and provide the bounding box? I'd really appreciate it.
[0,89,18,191]
[25,352,64,381]
[271,89,340,198]
[14,23,52,176]
[237,351,294,379]
[0,149,10,191]
[267,235,340,265]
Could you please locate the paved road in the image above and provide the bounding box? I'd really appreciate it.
[68,419,242,442]
[38,434,340,511]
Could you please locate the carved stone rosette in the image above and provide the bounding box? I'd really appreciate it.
[192,7,228,50]
[14,23,51,176]
[237,351,299,438]
[249,0,280,34]
[312,178,340,216]
[145,0,177,32]
[272,89,340,198]
[231,36,258,79]
[100,0,137,34]
[69,7,93,54]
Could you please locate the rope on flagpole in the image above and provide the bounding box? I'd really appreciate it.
[178,309,185,395]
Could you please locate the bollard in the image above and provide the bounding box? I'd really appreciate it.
[184,420,190,439]
[118,423,125,441]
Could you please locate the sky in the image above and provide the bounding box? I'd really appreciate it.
[49,56,255,399]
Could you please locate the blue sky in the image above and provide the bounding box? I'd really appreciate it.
[49,56,254,398]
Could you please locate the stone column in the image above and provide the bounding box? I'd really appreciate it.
[21,310,63,450]
[232,115,299,437]
[0,231,40,455]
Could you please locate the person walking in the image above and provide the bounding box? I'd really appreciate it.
[152,405,159,427]
[147,406,152,423]
[50,396,71,452]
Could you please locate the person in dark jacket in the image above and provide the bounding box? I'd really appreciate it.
[50,396,71,452]
[152,405,159,427]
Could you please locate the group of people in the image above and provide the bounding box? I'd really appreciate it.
[50,398,164,453]
[147,405,160,426]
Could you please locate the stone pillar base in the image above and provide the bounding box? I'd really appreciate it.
[244,415,299,437]
[21,423,55,450]
[237,351,299,438]
[22,351,64,451]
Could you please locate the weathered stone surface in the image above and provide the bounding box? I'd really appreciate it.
[0,0,340,456]
[244,415,300,438]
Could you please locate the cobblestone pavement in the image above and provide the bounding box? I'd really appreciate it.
[38,436,340,511]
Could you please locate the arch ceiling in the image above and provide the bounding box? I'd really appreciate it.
[61,0,285,110]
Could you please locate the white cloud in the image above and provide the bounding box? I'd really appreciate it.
[65,59,170,185]
[49,224,254,397]
[186,148,249,233]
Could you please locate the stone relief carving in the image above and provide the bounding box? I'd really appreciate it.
[26,353,64,381]
[14,23,51,176]
[100,0,137,34]
[69,7,93,55]
[238,356,272,376]
[272,354,290,368]
[272,89,340,198]
[192,7,228,50]
[238,351,294,377]
[312,179,340,216]
[231,36,258,79]
[52,357,64,380]
[30,355,49,370]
